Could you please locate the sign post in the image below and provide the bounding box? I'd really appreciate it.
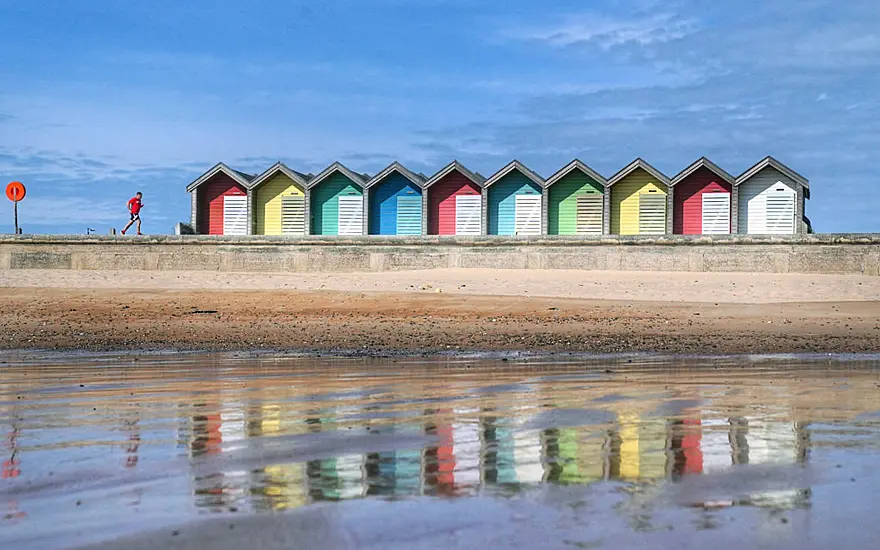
[6,182,26,235]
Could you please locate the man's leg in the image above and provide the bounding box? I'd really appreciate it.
[121,218,134,235]
[136,216,142,235]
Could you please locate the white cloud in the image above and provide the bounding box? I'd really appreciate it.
[505,12,698,50]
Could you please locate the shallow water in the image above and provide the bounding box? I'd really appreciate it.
[1,353,880,549]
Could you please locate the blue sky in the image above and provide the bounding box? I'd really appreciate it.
[1,0,878,234]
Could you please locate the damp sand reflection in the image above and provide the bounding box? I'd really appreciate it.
[1,354,880,549]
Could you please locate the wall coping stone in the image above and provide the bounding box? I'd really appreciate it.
[0,234,878,247]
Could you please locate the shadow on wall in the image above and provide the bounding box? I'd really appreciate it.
[176,223,196,235]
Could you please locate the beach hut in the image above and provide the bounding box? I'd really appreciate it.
[186,163,253,235]
[483,160,544,236]
[307,162,366,236]
[669,157,736,235]
[365,162,426,235]
[607,159,670,235]
[424,161,485,236]
[544,160,607,235]
[736,157,809,235]
[248,162,310,236]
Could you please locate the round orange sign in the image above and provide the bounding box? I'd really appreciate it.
[6,182,25,202]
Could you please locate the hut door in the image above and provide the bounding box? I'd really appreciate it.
[337,195,363,236]
[396,196,422,235]
[455,195,481,235]
[575,195,603,235]
[765,185,795,234]
[514,194,541,235]
[222,195,248,236]
[281,195,305,236]
[638,192,666,234]
[701,193,730,234]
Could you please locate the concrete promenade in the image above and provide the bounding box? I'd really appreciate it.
[0,234,878,275]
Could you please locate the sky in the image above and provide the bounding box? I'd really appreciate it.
[1,0,879,234]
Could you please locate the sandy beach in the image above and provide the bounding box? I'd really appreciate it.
[0,268,877,354]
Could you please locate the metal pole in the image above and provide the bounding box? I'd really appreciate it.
[13,189,18,235]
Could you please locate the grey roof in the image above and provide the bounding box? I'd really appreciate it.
[247,162,310,191]
[543,159,607,189]
[482,160,544,189]
[606,158,671,188]
[669,157,736,187]
[305,161,367,190]
[233,169,257,182]
[736,156,809,188]
[186,162,254,193]
[365,161,427,189]
[423,160,487,189]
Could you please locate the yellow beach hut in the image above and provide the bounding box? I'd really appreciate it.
[607,159,671,235]
[249,162,310,236]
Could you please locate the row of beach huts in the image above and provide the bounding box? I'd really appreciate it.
[186,156,810,237]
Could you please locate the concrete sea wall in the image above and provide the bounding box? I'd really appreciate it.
[0,234,878,275]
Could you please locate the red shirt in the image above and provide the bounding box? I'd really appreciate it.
[128,197,142,215]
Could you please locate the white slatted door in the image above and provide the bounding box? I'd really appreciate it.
[337,195,363,236]
[765,185,796,234]
[222,195,248,236]
[638,193,666,234]
[745,193,767,234]
[514,194,541,235]
[396,195,422,235]
[281,196,305,236]
[701,193,730,234]
[455,195,482,235]
[575,194,603,235]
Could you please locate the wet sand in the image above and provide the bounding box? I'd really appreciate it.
[0,268,878,353]
[2,355,879,549]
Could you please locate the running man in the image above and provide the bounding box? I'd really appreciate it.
[121,192,143,235]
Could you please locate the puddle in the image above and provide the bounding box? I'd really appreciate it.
[1,354,879,549]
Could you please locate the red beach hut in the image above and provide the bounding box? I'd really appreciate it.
[425,161,486,235]
[187,163,253,235]
[670,157,736,235]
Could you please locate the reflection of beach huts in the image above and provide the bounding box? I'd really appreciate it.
[542,427,607,484]
[307,162,367,236]
[423,414,456,494]
[479,416,519,484]
[425,161,485,236]
[544,160,607,235]
[737,156,810,235]
[451,412,482,487]
[365,162,426,236]
[741,417,803,465]
[700,416,735,473]
[736,417,810,509]
[304,416,367,501]
[255,405,308,511]
[513,428,545,484]
[612,411,667,481]
[187,163,253,235]
[366,424,424,496]
[483,161,544,236]
[608,159,671,235]
[248,162,310,236]
[670,157,736,235]
[666,419,703,477]
[184,401,252,511]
